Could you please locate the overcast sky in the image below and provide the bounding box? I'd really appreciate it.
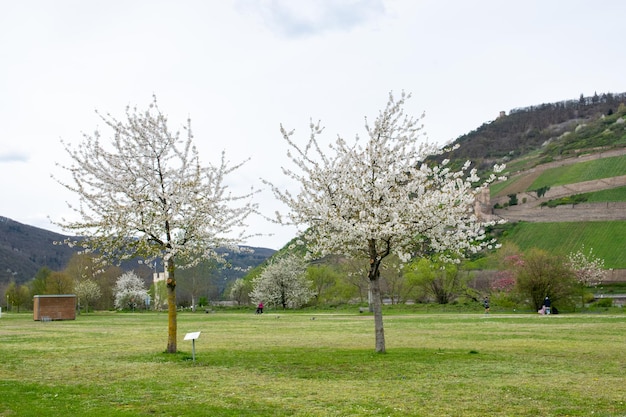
[2,0,625,250]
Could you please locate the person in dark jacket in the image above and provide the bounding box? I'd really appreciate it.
[543,296,551,315]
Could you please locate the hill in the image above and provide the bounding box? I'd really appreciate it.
[0,216,275,288]
[440,91,626,166]
[452,94,626,271]
[0,216,76,285]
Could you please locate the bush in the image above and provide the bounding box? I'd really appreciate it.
[593,298,613,308]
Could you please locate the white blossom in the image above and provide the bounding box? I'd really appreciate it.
[567,245,606,287]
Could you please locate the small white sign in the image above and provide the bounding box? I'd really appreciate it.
[184,331,201,340]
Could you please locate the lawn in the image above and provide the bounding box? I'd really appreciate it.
[1,310,625,416]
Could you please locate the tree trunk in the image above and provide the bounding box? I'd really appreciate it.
[166,258,177,353]
[368,259,385,353]
[370,274,386,353]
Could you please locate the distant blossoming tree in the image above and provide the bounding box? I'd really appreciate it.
[74,279,101,314]
[229,278,249,305]
[567,245,607,307]
[567,245,606,288]
[113,271,148,310]
[249,255,315,309]
[54,97,256,352]
[265,92,504,352]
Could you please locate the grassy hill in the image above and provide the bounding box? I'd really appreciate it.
[472,102,626,269]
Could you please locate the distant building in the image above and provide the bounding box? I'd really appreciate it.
[33,294,76,321]
[152,269,168,310]
[474,188,496,221]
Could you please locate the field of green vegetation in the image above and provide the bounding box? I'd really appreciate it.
[1,310,625,416]
[529,154,626,190]
[500,221,626,269]
[489,153,626,198]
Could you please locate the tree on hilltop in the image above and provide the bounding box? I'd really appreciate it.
[265,91,504,352]
[54,97,256,352]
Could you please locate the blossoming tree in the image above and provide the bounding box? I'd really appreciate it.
[113,271,148,311]
[567,245,607,307]
[265,92,504,352]
[249,255,315,309]
[54,97,256,352]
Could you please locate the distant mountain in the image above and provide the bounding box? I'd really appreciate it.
[0,216,77,285]
[0,216,275,287]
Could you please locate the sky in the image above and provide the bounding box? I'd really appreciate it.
[1,0,625,250]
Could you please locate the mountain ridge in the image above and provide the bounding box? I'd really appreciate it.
[0,216,275,287]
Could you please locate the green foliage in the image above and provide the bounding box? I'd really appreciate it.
[513,248,577,310]
[592,297,613,308]
[534,185,550,198]
[306,264,343,306]
[29,267,52,296]
[5,281,31,312]
[540,194,588,207]
[404,258,465,304]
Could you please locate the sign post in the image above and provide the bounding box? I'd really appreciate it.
[184,331,201,362]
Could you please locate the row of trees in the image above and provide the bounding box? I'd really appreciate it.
[3,255,146,313]
[4,254,123,313]
[5,242,606,316]
[228,243,607,315]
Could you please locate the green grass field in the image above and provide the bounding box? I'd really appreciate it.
[1,311,625,416]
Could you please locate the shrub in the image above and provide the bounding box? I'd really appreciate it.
[593,298,613,308]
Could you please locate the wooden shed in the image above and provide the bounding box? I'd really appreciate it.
[33,295,77,321]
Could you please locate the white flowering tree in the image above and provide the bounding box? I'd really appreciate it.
[265,92,504,352]
[249,255,315,309]
[229,278,249,305]
[74,279,101,314]
[54,97,256,353]
[113,271,149,310]
[567,245,607,307]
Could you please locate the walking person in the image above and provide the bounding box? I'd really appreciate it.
[256,301,264,314]
[483,297,490,314]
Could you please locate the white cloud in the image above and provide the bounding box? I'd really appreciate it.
[237,0,385,37]
[0,151,29,163]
